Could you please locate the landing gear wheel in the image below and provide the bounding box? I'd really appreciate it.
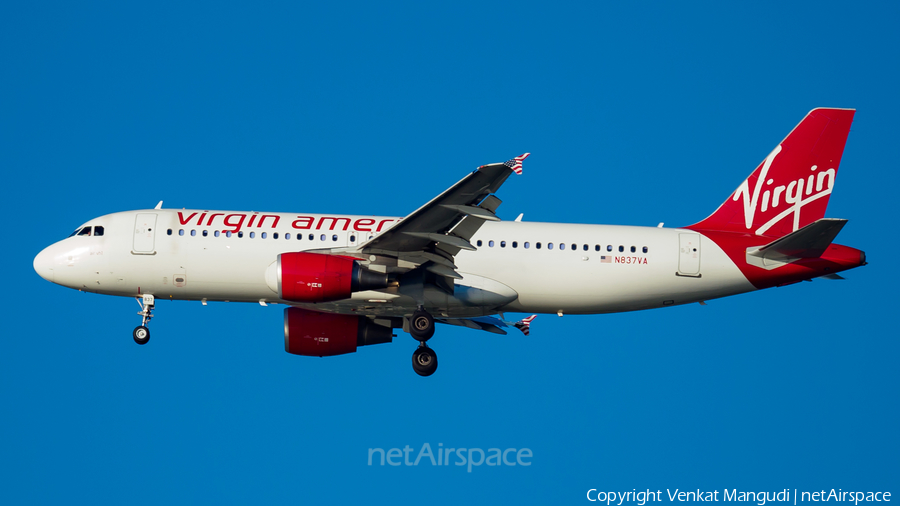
[133,325,150,345]
[412,346,438,377]
[410,309,435,341]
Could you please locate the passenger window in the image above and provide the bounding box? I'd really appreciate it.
[548,243,554,250]
[607,245,613,252]
[643,246,648,253]
[536,242,541,249]
[273,232,279,239]
[500,241,506,248]
[94,226,104,236]
[618,245,624,252]
[512,241,518,248]
[332,234,338,241]
[320,234,326,241]
[191,230,196,237]
[225,231,232,238]
[350,235,356,242]
[309,234,314,240]
[250,232,256,238]
[78,227,91,236]
[489,240,494,247]
[594,245,600,251]
[286,233,291,239]
[215,231,221,237]
[203,230,208,237]
[261,232,267,239]
[630,246,636,253]
[524,242,530,249]
[572,243,577,251]
[238,231,244,238]
[477,240,483,247]
[560,243,565,250]
[167,229,173,236]
[179,229,184,236]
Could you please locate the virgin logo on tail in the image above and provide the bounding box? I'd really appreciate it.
[688,108,854,238]
[734,144,836,236]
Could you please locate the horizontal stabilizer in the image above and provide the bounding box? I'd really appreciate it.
[746,218,847,270]
[753,218,847,259]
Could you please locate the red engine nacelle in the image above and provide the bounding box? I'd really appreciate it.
[284,307,393,357]
[277,252,388,303]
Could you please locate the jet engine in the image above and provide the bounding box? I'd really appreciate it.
[284,307,393,357]
[269,252,389,303]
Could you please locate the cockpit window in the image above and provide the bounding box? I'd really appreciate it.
[68,225,103,238]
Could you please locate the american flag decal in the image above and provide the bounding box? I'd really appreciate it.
[503,153,530,175]
[600,256,612,263]
[514,315,537,336]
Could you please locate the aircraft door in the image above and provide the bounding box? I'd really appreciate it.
[677,233,701,277]
[133,213,158,254]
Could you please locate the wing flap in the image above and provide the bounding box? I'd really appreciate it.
[402,232,476,251]
[438,317,508,335]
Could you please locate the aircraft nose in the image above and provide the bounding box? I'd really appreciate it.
[33,246,55,282]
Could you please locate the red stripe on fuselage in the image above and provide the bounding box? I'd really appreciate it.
[696,230,865,289]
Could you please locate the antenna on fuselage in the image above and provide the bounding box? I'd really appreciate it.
[154,201,163,210]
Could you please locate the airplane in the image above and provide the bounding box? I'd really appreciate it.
[33,108,866,377]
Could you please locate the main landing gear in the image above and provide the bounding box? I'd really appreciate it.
[412,345,438,377]
[133,294,154,345]
[409,307,438,377]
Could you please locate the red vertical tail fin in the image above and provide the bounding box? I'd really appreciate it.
[688,108,855,238]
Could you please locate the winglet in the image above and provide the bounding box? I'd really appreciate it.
[504,153,530,175]
[514,315,537,336]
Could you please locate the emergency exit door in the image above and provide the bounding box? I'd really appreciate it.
[677,233,701,277]
[133,213,158,254]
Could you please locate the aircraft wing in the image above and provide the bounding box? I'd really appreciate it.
[353,154,529,283]
[436,314,536,336]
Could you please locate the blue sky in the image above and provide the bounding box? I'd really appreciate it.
[2,1,898,504]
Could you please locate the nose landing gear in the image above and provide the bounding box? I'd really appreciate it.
[133,294,154,345]
[409,307,438,376]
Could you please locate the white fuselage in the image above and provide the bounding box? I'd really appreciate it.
[33,209,757,317]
